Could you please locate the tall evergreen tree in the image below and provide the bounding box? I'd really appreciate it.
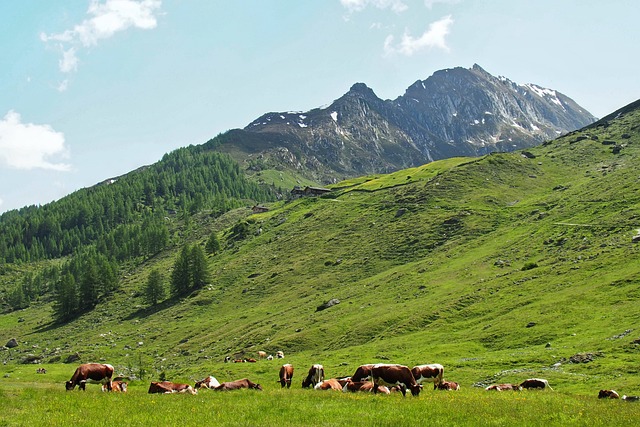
[53,273,78,322]
[189,244,209,290]
[170,245,191,297]
[205,231,221,255]
[144,268,165,305]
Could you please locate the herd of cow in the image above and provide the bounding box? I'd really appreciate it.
[63,360,595,399]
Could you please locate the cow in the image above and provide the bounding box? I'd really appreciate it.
[65,363,114,391]
[194,375,220,390]
[436,380,460,391]
[148,381,197,394]
[279,364,294,388]
[343,380,390,394]
[302,364,325,388]
[622,395,640,401]
[245,358,257,363]
[371,364,421,397]
[485,383,522,391]
[267,355,274,361]
[314,379,343,391]
[276,351,285,359]
[351,364,375,382]
[224,356,231,363]
[598,389,620,399]
[520,378,553,390]
[411,363,444,389]
[214,378,263,391]
[258,351,267,359]
[102,380,127,392]
[36,368,47,374]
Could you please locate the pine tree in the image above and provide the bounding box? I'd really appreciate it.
[144,268,165,305]
[170,245,191,297]
[53,273,78,322]
[205,231,221,255]
[189,244,209,290]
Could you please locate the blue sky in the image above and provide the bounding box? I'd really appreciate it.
[1,0,638,213]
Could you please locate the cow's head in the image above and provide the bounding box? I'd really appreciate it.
[410,384,423,396]
[65,380,75,391]
[252,383,263,391]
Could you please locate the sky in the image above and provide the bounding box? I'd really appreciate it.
[1,0,639,213]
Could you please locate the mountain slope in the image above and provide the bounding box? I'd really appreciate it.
[213,64,596,184]
[1,99,637,394]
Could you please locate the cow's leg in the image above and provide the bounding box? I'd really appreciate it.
[79,380,86,391]
[373,383,379,394]
[400,384,407,397]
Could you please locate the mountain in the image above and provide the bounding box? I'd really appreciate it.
[212,64,596,184]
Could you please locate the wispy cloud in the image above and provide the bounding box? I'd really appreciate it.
[340,0,408,14]
[384,15,454,56]
[425,0,460,8]
[0,111,71,171]
[41,0,162,81]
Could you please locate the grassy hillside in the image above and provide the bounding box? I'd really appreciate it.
[1,101,640,405]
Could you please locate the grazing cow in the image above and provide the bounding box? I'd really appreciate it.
[214,378,263,391]
[520,378,553,390]
[65,363,114,391]
[598,389,620,399]
[148,381,197,395]
[314,379,343,391]
[411,364,444,389]
[36,368,47,374]
[343,380,390,394]
[622,395,640,401]
[195,376,221,390]
[485,383,522,391]
[258,351,267,359]
[103,380,127,392]
[279,364,294,388]
[351,364,375,382]
[302,364,325,388]
[267,355,274,360]
[224,356,231,363]
[371,364,421,397]
[276,351,285,359]
[233,359,245,363]
[436,380,460,391]
[245,358,257,363]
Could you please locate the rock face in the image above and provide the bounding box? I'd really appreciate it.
[5,338,18,348]
[213,64,596,183]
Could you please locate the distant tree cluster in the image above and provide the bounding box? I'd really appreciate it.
[52,249,119,322]
[0,147,276,265]
[170,244,210,298]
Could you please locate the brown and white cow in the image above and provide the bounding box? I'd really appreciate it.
[65,363,114,391]
[351,364,375,382]
[302,364,325,388]
[622,395,640,401]
[371,364,421,397]
[411,363,444,389]
[279,364,294,388]
[314,379,343,391]
[258,351,267,359]
[520,378,553,390]
[194,375,220,390]
[148,381,197,394]
[276,351,285,359]
[214,378,263,391]
[436,380,460,391]
[102,380,127,392]
[598,389,620,399]
[343,380,390,394]
[485,383,522,391]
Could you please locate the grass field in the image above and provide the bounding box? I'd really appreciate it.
[1,365,638,427]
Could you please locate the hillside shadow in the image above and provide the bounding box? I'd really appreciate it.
[122,298,177,321]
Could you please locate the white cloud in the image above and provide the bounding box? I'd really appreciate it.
[425,0,460,8]
[340,0,408,14]
[41,0,162,74]
[384,15,453,56]
[0,111,71,171]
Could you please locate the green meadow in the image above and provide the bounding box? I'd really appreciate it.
[2,104,640,425]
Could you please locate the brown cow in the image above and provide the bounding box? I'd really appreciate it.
[245,358,257,363]
[302,364,325,388]
[148,381,197,394]
[436,380,460,391]
[485,383,522,391]
[314,379,343,391]
[598,389,620,399]
[102,380,127,392]
[520,378,553,390]
[65,363,114,391]
[351,364,375,382]
[258,351,267,359]
[194,375,220,390]
[214,378,262,391]
[279,364,294,388]
[371,364,421,397]
[343,380,390,394]
[411,363,444,389]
